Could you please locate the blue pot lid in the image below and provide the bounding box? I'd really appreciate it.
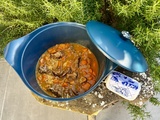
[86,21,148,72]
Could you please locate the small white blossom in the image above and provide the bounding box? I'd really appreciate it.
[98,94,104,98]
[100,101,105,106]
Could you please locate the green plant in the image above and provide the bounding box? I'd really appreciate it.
[122,101,151,120]
[0,0,102,55]
[149,97,160,106]
[128,104,151,120]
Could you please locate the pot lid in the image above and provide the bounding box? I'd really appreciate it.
[86,21,148,72]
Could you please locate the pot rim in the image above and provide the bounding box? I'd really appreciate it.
[20,22,114,101]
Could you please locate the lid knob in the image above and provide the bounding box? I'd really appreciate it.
[121,31,131,40]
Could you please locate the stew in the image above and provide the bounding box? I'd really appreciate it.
[36,43,99,98]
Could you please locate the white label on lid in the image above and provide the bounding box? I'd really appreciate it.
[105,71,141,101]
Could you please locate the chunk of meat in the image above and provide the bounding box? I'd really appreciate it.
[48,84,63,97]
[71,85,85,95]
[71,57,80,71]
[52,68,63,76]
[71,86,79,95]
[52,67,71,78]
[38,65,48,73]
[67,72,77,80]
[61,68,71,77]
[62,87,70,97]
[68,89,76,97]
[48,84,75,98]
[48,59,59,70]
[52,51,63,59]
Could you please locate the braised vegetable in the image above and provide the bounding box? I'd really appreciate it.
[36,43,99,98]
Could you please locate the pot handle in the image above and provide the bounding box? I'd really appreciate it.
[4,35,29,78]
[3,23,57,78]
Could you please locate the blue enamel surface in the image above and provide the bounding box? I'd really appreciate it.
[4,23,59,79]
[4,22,117,101]
[86,21,148,72]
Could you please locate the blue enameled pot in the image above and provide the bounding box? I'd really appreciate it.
[4,22,117,101]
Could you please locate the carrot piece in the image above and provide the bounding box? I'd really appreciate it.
[41,74,48,82]
[80,60,87,65]
[62,82,68,87]
[63,61,71,67]
[58,61,61,67]
[87,76,93,80]
[57,44,67,50]
[48,48,56,54]
[70,81,75,85]
[88,68,93,73]
[82,71,87,76]
[87,80,96,86]
[87,58,91,64]
[65,43,70,48]
[81,82,91,91]
[44,55,50,61]
[92,71,96,76]
[92,62,97,68]
[37,75,42,81]
[39,58,44,64]
[83,48,88,52]
[66,62,71,67]
[42,74,47,79]
[53,79,59,84]
[61,56,66,61]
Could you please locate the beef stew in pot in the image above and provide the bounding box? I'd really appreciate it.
[36,43,99,98]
